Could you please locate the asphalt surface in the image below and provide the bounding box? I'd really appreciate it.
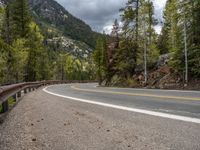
[0,83,200,150]
[46,83,200,119]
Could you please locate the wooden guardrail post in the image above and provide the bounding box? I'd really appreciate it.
[12,94,17,102]
[2,100,9,113]
[17,91,21,98]
[24,88,27,94]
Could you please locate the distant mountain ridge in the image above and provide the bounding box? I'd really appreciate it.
[1,0,100,49]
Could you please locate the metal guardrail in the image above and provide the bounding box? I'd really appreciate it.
[0,80,94,114]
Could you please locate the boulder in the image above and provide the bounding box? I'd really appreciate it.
[156,53,172,68]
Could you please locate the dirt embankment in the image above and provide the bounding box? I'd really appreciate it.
[136,65,200,90]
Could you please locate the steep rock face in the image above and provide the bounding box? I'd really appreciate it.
[47,36,92,59]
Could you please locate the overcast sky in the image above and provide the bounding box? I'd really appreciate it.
[55,0,167,34]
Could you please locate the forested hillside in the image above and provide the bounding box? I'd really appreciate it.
[1,0,100,48]
[29,0,101,48]
[0,0,96,85]
[94,0,200,89]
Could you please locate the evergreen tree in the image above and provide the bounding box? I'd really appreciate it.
[1,4,12,44]
[183,0,200,77]
[93,35,108,84]
[163,0,183,73]
[11,38,28,82]
[139,0,159,68]
[157,24,169,54]
[93,37,103,85]
[114,39,136,78]
[101,35,109,82]
[11,0,31,39]
[0,39,10,84]
[164,0,181,52]
[120,0,141,65]
[25,23,50,81]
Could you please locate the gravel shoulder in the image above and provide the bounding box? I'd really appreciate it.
[0,87,200,150]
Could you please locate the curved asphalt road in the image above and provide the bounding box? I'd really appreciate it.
[1,83,200,150]
[45,83,200,120]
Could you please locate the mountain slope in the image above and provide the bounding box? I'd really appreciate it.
[1,0,101,47]
[0,0,102,58]
[29,0,99,48]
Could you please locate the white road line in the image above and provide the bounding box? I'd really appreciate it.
[43,86,200,124]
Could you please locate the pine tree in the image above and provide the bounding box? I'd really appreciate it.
[139,0,159,73]
[1,4,12,44]
[163,0,183,72]
[11,38,28,82]
[93,37,103,85]
[11,0,31,39]
[114,38,136,78]
[101,35,108,77]
[164,0,181,52]
[121,0,141,65]
[182,0,200,77]
[25,23,50,81]
[0,39,10,84]
[157,24,169,54]
[0,5,5,37]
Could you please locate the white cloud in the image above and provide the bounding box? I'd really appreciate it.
[153,0,167,22]
[155,25,162,34]
[153,0,167,34]
[103,25,113,34]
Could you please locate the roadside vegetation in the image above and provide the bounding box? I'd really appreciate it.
[93,0,200,89]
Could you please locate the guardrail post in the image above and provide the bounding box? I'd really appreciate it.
[12,94,17,102]
[2,100,9,113]
[17,91,21,98]
[24,88,27,94]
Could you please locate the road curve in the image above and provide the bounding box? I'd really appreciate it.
[45,83,200,120]
[0,83,200,150]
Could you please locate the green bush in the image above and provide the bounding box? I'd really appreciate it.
[8,97,16,107]
[125,78,139,88]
